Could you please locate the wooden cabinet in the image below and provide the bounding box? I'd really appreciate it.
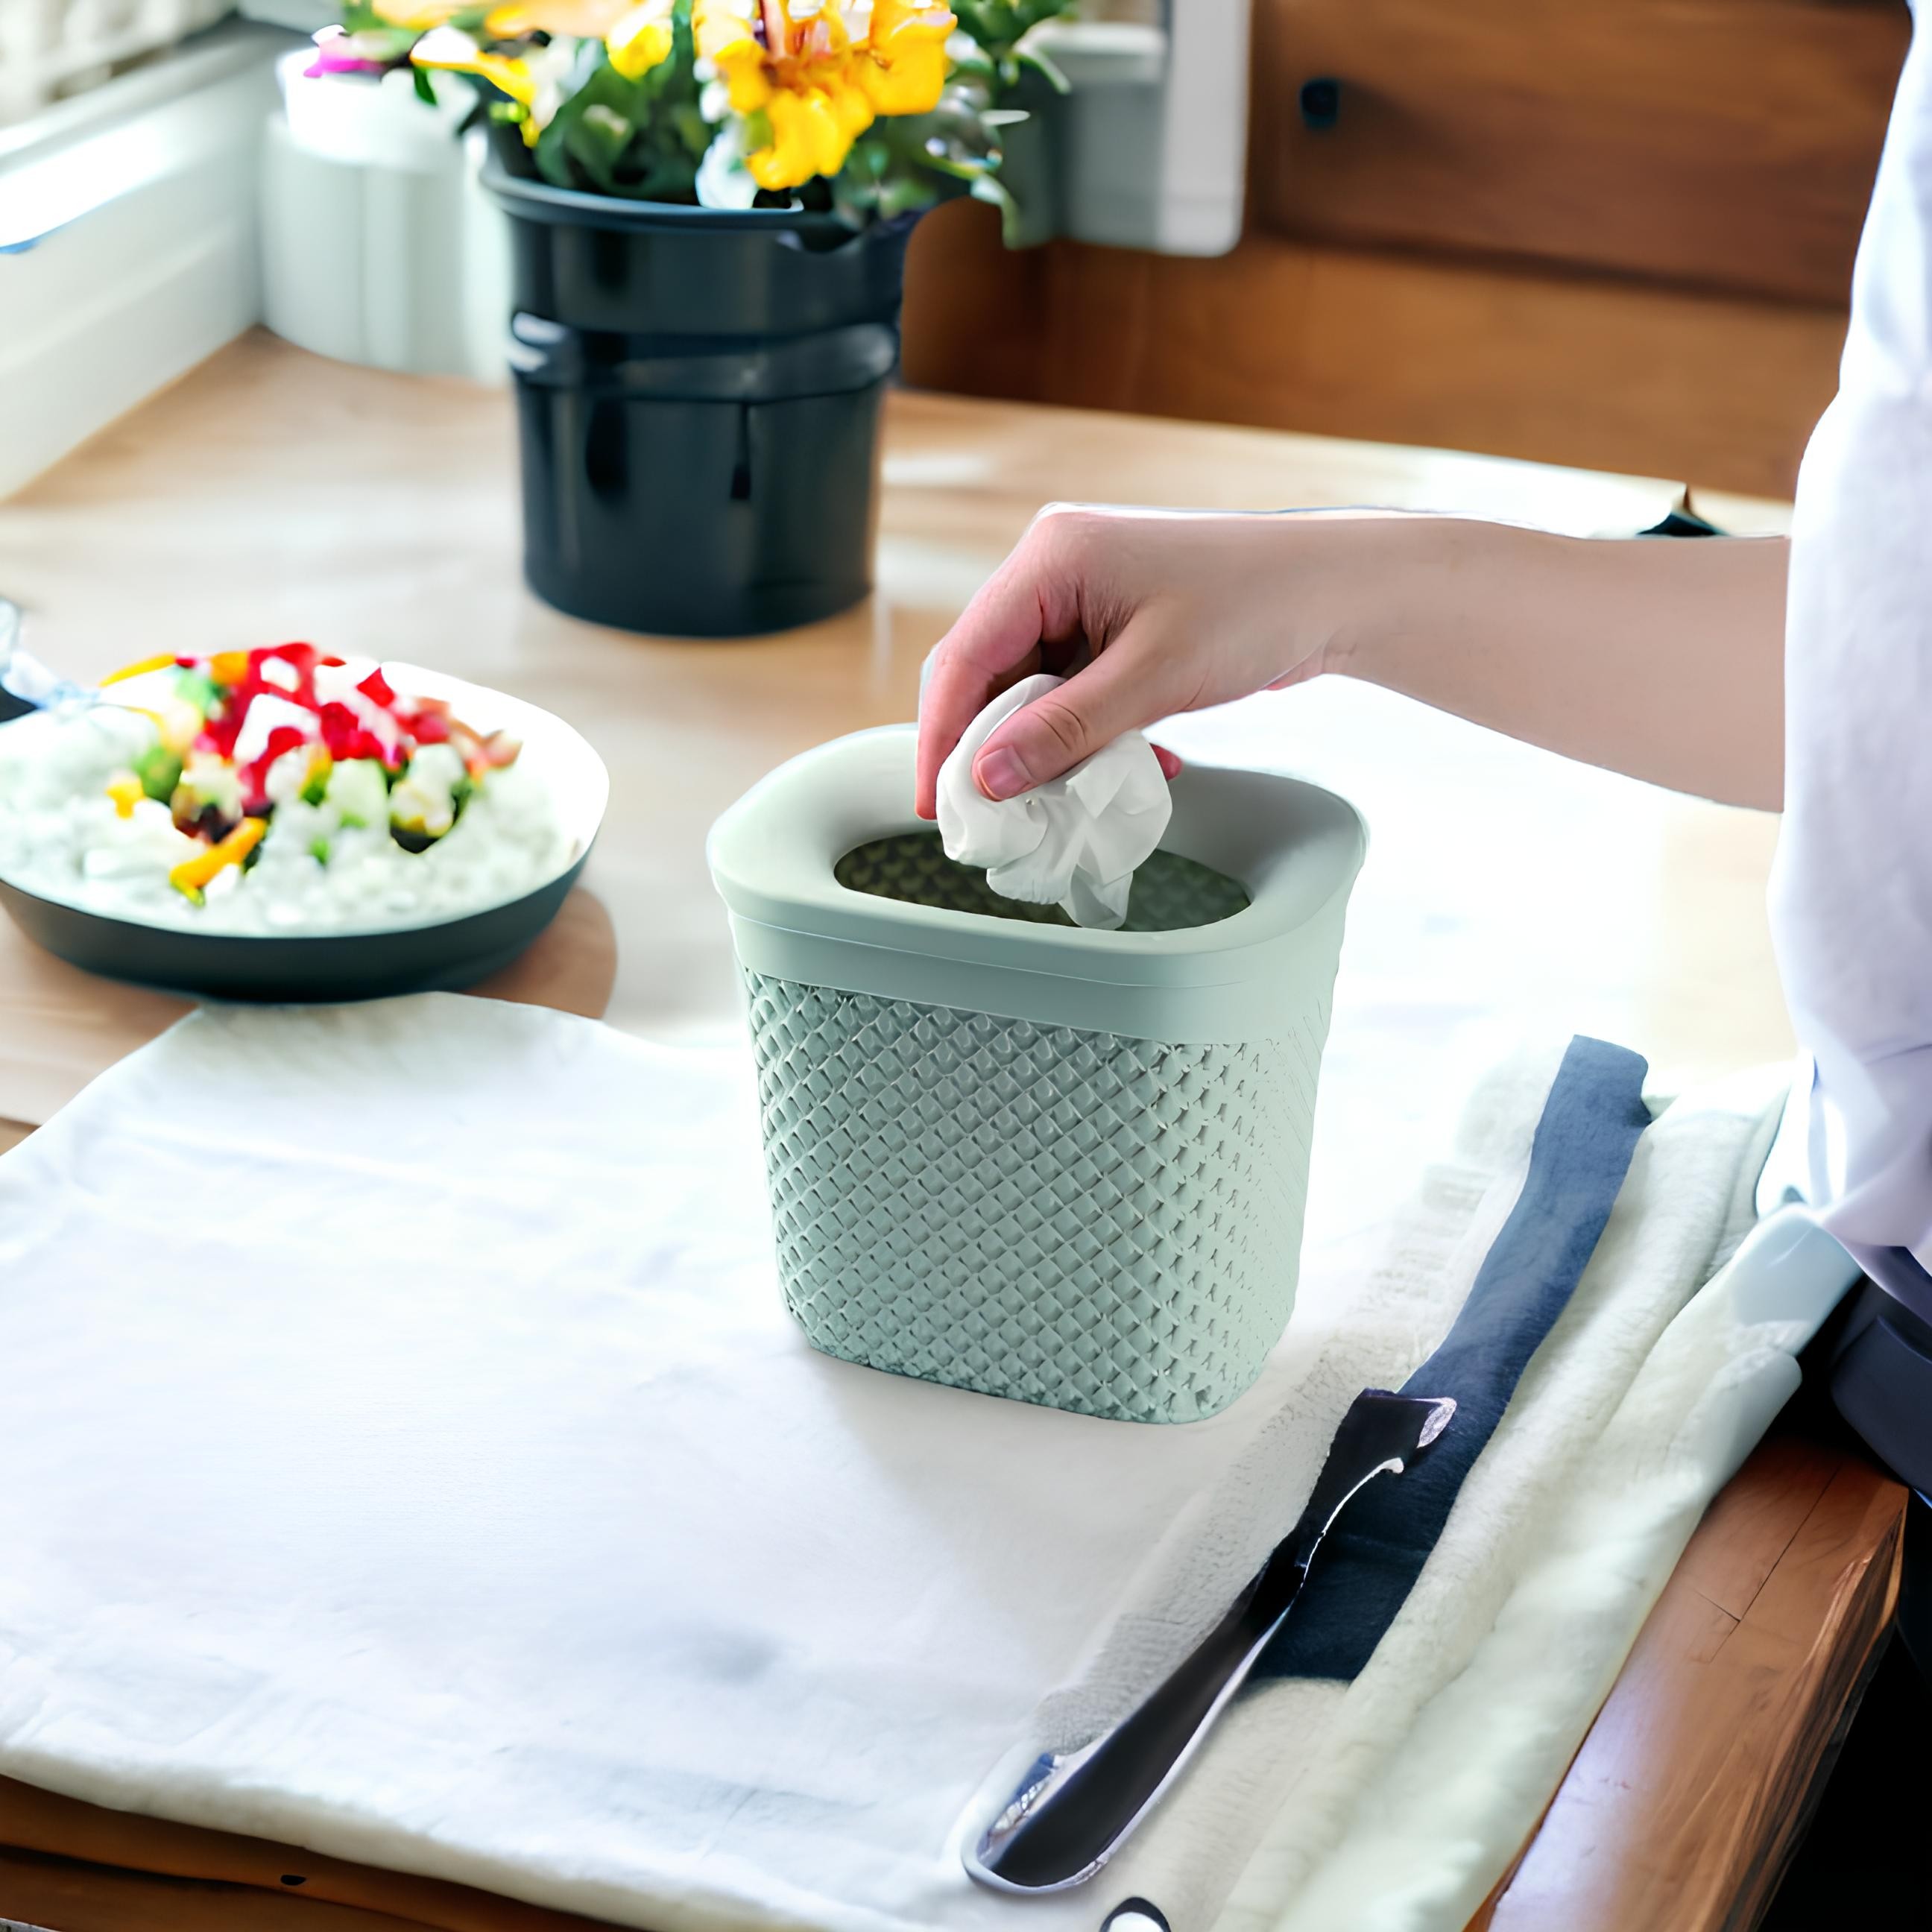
[900,1,1913,496]
[1254,0,1910,304]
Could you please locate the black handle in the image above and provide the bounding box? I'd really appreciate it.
[1300,77,1342,132]
[505,312,899,402]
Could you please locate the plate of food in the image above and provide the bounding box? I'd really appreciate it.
[0,634,607,1001]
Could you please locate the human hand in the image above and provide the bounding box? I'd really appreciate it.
[915,505,1377,818]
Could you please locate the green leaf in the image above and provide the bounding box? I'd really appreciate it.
[411,63,438,107]
[565,101,635,191]
[970,169,1026,245]
[1017,44,1072,95]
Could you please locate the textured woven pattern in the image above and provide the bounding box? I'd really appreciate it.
[833,832,1249,931]
[745,970,1331,1423]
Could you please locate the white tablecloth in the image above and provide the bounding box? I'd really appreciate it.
[0,997,1830,1932]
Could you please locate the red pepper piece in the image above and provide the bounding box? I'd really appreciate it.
[318,702,359,758]
[203,708,244,759]
[356,668,396,709]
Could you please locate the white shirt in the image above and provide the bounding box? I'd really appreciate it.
[1770,4,1932,1284]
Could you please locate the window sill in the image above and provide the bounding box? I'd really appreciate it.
[0,21,288,498]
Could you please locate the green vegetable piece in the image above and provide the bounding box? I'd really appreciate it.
[173,669,218,715]
[309,836,332,866]
[326,758,388,830]
[135,744,183,804]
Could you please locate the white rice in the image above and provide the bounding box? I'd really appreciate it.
[0,701,574,935]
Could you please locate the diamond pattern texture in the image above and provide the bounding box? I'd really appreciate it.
[745,970,1333,1424]
[833,832,1250,930]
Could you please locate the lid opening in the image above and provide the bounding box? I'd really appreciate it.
[833,832,1250,932]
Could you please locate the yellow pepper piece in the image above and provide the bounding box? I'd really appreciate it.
[98,653,179,689]
[209,651,250,688]
[104,772,143,819]
[300,743,333,804]
[170,817,267,903]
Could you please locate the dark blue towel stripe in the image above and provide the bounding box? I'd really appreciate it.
[1255,1034,1651,1682]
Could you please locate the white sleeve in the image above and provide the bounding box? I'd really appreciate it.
[1770,4,1932,1263]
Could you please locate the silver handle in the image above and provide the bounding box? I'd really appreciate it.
[966,1390,1454,1892]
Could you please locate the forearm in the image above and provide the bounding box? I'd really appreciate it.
[1325,518,1788,811]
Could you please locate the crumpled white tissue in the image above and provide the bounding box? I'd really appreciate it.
[934,672,1172,929]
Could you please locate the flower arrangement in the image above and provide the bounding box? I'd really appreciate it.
[311,0,1076,227]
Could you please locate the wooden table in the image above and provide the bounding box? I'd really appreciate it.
[0,332,1905,1932]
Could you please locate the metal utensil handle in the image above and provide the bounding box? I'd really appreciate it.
[968,1389,1456,1892]
[0,599,83,724]
[975,1572,1285,1892]
[0,598,28,724]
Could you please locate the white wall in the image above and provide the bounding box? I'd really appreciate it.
[0,26,283,499]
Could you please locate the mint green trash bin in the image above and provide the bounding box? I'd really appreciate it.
[707,726,1366,1424]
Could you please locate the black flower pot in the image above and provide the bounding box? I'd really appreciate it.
[484,152,912,638]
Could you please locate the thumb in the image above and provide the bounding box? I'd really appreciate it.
[972,629,1175,801]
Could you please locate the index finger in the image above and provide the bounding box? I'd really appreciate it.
[913,560,1051,819]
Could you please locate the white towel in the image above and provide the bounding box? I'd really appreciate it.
[934,674,1172,928]
[1023,1052,1798,1932]
[0,1000,1829,1932]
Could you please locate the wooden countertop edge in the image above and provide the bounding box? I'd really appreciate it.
[0,1787,622,1932]
[1468,1430,1908,1932]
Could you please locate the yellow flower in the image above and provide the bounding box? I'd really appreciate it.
[411,25,565,142]
[693,0,772,112]
[482,0,617,28]
[692,0,953,191]
[752,78,868,188]
[604,0,677,78]
[479,0,675,78]
[372,1,467,25]
[853,0,953,116]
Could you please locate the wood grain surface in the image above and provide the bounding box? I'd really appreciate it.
[900,198,1850,499]
[0,330,1795,1131]
[903,1,1904,496]
[0,331,1851,1932]
[0,1790,621,1932]
[1252,0,1910,304]
[1472,1433,1907,1931]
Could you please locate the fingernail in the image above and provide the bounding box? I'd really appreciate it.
[976,746,1033,801]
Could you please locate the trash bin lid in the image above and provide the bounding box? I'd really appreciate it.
[708,726,1366,1044]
